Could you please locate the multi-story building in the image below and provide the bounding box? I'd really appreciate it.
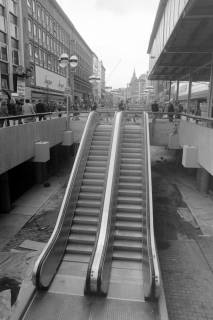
[0,0,102,107]
[0,0,23,94]
[22,0,94,105]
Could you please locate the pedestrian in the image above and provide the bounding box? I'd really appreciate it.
[36,99,46,121]
[118,100,125,111]
[91,101,97,111]
[168,101,175,122]
[7,98,17,125]
[0,100,8,127]
[22,98,35,123]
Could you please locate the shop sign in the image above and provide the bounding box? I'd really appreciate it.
[17,79,26,97]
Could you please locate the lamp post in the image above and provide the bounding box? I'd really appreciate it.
[58,53,78,129]
[89,75,101,107]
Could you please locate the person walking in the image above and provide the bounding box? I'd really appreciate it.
[0,100,8,127]
[36,99,46,121]
[168,101,175,122]
[22,99,35,123]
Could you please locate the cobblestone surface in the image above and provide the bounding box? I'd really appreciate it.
[152,148,213,320]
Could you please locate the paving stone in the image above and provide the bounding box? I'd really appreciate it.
[159,240,213,320]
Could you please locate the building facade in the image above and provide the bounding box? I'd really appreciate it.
[0,0,102,107]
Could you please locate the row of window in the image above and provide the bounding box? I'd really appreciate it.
[29,43,66,77]
[29,43,90,82]
[27,0,69,47]
[28,19,68,56]
[0,45,19,65]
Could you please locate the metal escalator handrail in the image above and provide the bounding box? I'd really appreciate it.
[144,112,161,298]
[86,111,123,293]
[32,111,99,289]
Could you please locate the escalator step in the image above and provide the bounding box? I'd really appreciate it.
[71,224,97,234]
[77,199,101,208]
[75,207,100,216]
[121,158,143,164]
[121,148,143,154]
[78,192,102,201]
[118,189,144,197]
[119,176,143,183]
[86,161,107,167]
[73,215,98,225]
[68,233,95,244]
[117,204,144,213]
[83,172,105,179]
[82,179,104,186]
[121,152,143,159]
[113,250,142,262]
[117,196,144,206]
[119,182,142,190]
[116,212,144,222]
[122,143,142,148]
[115,221,142,231]
[120,169,143,177]
[66,243,93,255]
[88,151,108,157]
[85,167,106,173]
[80,185,103,193]
[120,163,142,170]
[88,156,108,162]
[113,240,142,251]
[63,253,90,263]
[114,230,144,241]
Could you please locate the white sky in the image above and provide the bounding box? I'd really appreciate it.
[56,0,159,89]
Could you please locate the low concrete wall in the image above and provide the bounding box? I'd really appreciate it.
[70,115,88,143]
[179,120,213,175]
[0,118,66,175]
[150,119,174,146]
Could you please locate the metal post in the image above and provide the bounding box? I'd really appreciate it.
[187,75,192,113]
[207,55,213,118]
[66,65,69,130]
[168,81,172,101]
[176,80,179,102]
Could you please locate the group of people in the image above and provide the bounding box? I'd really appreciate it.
[151,100,184,122]
[0,98,49,127]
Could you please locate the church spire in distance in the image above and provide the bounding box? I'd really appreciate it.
[131,68,137,82]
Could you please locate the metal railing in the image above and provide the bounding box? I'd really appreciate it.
[85,111,123,295]
[144,112,161,299]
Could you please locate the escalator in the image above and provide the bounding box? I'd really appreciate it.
[64,124,112,265]
[11,112,166,320]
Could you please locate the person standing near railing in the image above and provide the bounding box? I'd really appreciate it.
[0,100,8,127]
[22,99,36,123]
[168,101,175,122]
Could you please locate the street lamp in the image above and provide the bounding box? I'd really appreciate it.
[58,53,78,129]
[89,75,101,106]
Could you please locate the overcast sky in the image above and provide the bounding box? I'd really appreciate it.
[56,0,159,89]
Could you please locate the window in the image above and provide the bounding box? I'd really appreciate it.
[29,43,33,61]
[1,76,8,89]
[33,23,38,40]
[38,28,42,42]
[0,31,6,43]
[10,13,17,25]
[12,49,19,65]
[10,0,17,15]
[42,31,46,46]
[39,48,43,66]
[27,0,32,8]
[0,46,7,60]
[34,46,39,63]
[37,4,41,21]
[47,54,51,69]
[28,19,32,34]
[43,51,47,68]
[32,0,35,16]
[11,38,18,49]
[0,5,5,16]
